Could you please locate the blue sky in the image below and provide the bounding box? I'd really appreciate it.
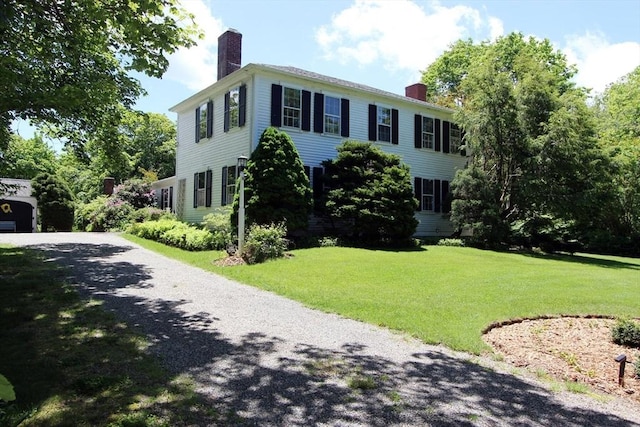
[12,0,640,142]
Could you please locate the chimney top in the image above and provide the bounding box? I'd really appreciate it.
[405,83,427,102]
[217,29,242,80]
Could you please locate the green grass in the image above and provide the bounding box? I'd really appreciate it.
[124,235,640,354]
[0,245,218,426]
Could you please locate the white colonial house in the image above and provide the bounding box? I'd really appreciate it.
[160,29,468,237]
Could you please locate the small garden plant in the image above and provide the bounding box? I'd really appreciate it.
[611,319,640,348]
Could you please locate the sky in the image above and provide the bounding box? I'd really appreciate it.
[11,0,640,142]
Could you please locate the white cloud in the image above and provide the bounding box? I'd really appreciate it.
[563,32,640,94]
[315,0,503,75]
[163,0,225,91]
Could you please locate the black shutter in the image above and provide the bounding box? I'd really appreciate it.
[341,98,350,137]
[205,170,213,207]
[443,120,450,154]
[193,173,198,208]
[460,128,466,156]
[434,118,441,152]
[313,93,324,133]
[271,84,282,127]
[206,101,213,138]
[391,109,399,145]
[414,177,422,211]
[302,90,311,131]
[221,166,228,206]
[169,186,173,211]
[434,179,441,213]
[239,85,247,127]
[304,165,311,179]
[414,114,422,148]
[224,92,230,132]
[195,107,201,143]
[368,104,377,141]
[313,167,324,212]
[442,180,450,213]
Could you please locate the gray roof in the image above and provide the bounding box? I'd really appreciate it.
[255,64,453,113]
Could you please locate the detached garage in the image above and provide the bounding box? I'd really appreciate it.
[0,179,37,233]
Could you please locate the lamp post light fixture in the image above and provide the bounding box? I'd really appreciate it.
[237,155,248,254]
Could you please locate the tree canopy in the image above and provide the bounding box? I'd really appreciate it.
[0,134,58,179]
[0,0,199,150]
[443,32,609,250]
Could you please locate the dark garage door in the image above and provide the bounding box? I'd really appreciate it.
[0,199,34,233]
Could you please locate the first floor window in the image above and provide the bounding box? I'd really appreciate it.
[194,170,212,208]
[377,106,391,142]
[283,87,301,128]
[450,124,462,153]
[196,172,206,206]
[161,187,173,211]
[225,166,236,206]
[422,116,434,149]
[421,179,434,211]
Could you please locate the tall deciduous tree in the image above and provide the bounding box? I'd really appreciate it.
[239,127,312,235]
[0,134,58,179]
[0,0,199,151]
[322,141,418,246]
[447,33,606,248]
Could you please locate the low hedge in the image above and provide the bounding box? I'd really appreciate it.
[128,219,215,251]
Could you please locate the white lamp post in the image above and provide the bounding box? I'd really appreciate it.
[237,155,248,254]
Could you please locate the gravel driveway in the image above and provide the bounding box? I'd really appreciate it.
[2,232,638,426]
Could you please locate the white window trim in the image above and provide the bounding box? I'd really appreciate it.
[422,116,434,149]
[324,95,341,135]
[377,105,391,143]
[283,86,301,129]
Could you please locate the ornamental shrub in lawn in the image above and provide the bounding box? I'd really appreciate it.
[611,319,640,348]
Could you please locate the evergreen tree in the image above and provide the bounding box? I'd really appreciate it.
[31,173,75,232]
[322,141,418,246]
[239,127,312,235]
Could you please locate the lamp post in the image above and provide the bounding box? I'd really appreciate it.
[237,155,248,254]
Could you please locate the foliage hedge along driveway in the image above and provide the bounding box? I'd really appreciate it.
[126,235,640,355]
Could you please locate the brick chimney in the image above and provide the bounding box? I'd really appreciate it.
[405,83,427,101]
[103,177,115,196]
[217,29,242,80]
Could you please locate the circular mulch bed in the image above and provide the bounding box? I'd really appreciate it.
[483,317,640,405]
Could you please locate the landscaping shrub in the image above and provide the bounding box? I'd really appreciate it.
[241,223,288,264]
[202,207,234,250]
[611,319,640,348]
[635,357,640,379]
[75,196,134,231]
[128,206,174,224]
[128,219,215,251]
[437,238,465,247]
[112,179,156,209]
[31,172,75,231]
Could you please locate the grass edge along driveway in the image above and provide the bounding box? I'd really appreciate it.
[124,235,640,355]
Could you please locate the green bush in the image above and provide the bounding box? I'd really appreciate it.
[611,319,640,348]
[75,196,134,231]
[31,172,75,231]
[635,357,640,379]
[241,223,288,264]
[128,219,180,241]
[437,238,465,247]
[128,219,215,251]
[202,207,234,250]
[128,207,174,224]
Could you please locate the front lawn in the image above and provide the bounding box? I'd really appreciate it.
[124,235,640,354]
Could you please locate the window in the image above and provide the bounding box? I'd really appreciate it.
[421,179,434,211]
[195,100,213,142]
[414,177,450,213]
[283,87,301,128]
[195,172,206,207]
[193,171,212,208]
[369,104,398,144]
[450,124,462,153]
[228,87,240,129]
[377,106,391,142]
[198,103,207,140]
[161,187,173,211]
[221,165,238,206]
[324,96,340,135]
[422,117,434,149]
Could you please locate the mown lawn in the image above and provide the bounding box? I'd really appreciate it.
[124,235,640,354]
[0,245,218,427]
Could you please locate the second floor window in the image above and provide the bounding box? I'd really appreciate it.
[283,87,301,128]
[324,96,340,135]
[198,102,208,141]
[450,124,462,153]
[377,106,391,142]
[228,87,239,129]
[422,117,434,149]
